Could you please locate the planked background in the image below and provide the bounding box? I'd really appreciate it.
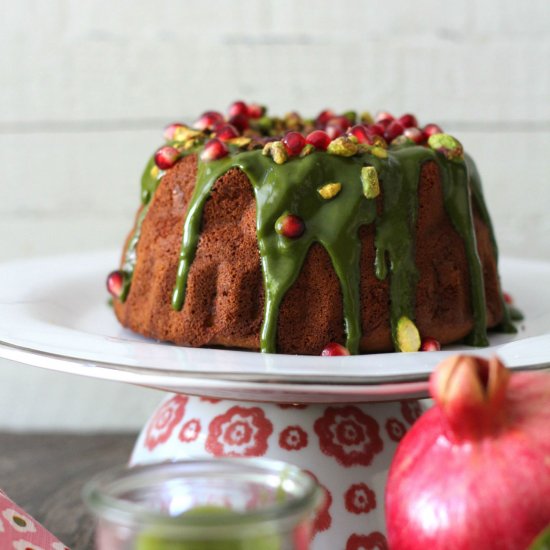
[1,0,549,430]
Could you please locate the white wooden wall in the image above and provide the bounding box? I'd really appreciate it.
[1,0,549,430]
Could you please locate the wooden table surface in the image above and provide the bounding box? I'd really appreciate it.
[0,432,137,549]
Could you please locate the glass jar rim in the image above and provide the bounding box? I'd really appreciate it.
[83,457,321,536]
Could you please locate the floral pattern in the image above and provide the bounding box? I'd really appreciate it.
[179,419,201,443]
[344,483,376,515]
[314,406,383,467]
[199,396,221,403]
[306,471,332,536]
[12,541,44,550]
[2,509,36,533]
[385,418,407,442]
[346,531,388,550]
[0,492,67,549]
[279,425,308,451]
[401,400,423,425]
[206,406,273,457]
[145,395,188,451]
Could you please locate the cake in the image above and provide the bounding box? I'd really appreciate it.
[107,102,515,355]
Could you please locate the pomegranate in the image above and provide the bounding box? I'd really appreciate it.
[398,113,418,128]
[306,130,331,151]
[386,355,550,550]
[200,139,229,161]
[163,122,185,141]
[403,126,426,144]
[348,124,373,144]
[282,131,306,156]
[228,113,249,132]
[423,123,443,136]
[384,120,405,142]
[321,343,350,356]
[154,146,180,170]
[193,111,224,131]
[228,100,248,118]
[215,124,240,141]
[106,270,124,298]
[420,337,441,351]
[315,109,335,127]
[275,213,305,239]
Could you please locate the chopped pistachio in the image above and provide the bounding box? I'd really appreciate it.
[228,136,252,148]
[172,126,202,142]
[150,165,160,179]
[427,133,464,160]
[318,182,342,200]
[262,142,274,156]
[299,143,315,157]
[327,136,358,157]
[343,110,357,124]
[257,116,273,133]
[391,135,414,148]
[269,141,288,164]
[371,135,388,149]
[360,111,374,125]
[348,134,359,144]
[396,316,421,352]
[181,138,199,151]
[371,146,388,159]
[361,166,380,199]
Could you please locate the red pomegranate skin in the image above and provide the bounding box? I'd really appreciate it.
[386,369,550,550]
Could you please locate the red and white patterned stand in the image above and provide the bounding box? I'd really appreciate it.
[130,394,424,550]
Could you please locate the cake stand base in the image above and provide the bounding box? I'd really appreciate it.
[130,394,424,549]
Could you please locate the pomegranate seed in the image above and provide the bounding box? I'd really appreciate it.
[376,111,394,124]
[423,123,443,136]
[367,123,385,137]
[228,114,249,132]
[282,131,306,156]
[228,100,248,118]
[215,124,240,141]
[306,130,331,150]
[503,292,513,305]
[326,125,343,140]
[384,120,405,142]
[398,113,418,128]
[403,127,426,144]
[200,138,229,161]
[328,115,351,131]
[106,270,124,298]
[420,337,441,352]
[321,342,350,356]
[247,103,265,119]
[275,213,305,238]
[163,122,185,141]
[316,109,335,127]
[348,124,373,144]
[193,111,224,131]
[154,146,180,170]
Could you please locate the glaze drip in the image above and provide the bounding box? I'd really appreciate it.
[156,146,493,353]
[117,107,514,354]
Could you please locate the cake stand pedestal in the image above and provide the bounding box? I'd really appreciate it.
[130,392,425,549]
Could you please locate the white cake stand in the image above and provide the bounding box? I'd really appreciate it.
[1,250,549,549]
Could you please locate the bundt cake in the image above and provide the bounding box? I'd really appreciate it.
[107,103,515,355]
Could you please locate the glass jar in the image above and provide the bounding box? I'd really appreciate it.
[83,457,322,550]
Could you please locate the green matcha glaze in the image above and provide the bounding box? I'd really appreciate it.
[466,155,517,334]
[136,506,281,550]
[129,140,501,354]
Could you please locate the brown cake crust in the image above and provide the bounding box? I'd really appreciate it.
[114,154,503,354]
